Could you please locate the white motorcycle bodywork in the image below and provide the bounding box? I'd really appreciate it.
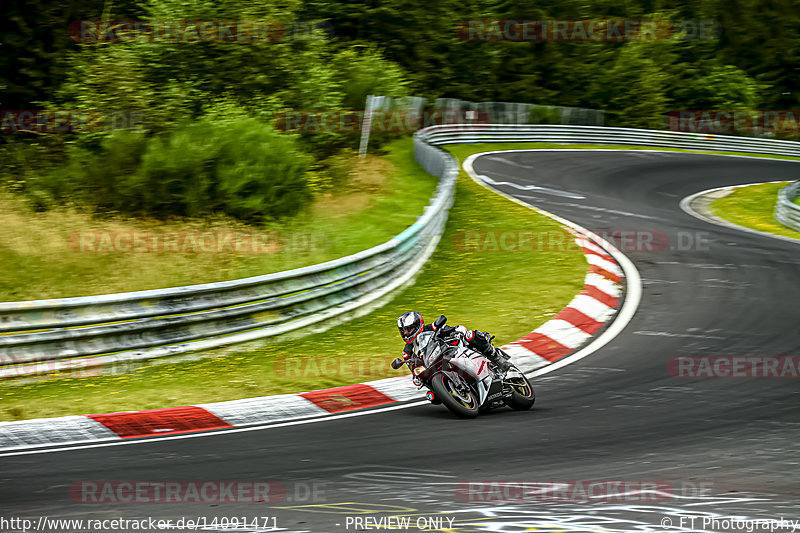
[413,331,494,405]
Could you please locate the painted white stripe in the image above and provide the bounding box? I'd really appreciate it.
[566,295,614,323]
[584,273,622,298]
[501,344,550,374]
[533,319,592,350]
[198,394,327,427]
[586,253,623,276]
[499,343,535,356]
[367,376,425,402]
[0,415,118,450]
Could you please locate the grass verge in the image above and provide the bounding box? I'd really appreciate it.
[710,181,800,239]
[0,141,589,421]
[0,140,437,301]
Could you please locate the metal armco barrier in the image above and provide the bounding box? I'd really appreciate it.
[3,124,798,377]
[0,144,459,377]
[775,181,800,232]
[417,124,800,157]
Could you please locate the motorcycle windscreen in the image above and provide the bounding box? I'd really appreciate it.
[413,331,433,359]
[422,336,446,367]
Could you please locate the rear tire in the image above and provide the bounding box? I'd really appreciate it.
[506,371,535,411]
[430,372,480,418]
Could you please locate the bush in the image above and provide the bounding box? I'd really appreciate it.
[28,131,148,211]
[32,117,312,222]
[213,121,312,222]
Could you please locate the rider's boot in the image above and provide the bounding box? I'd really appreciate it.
[472,330,512,371]
[486,346,512,371]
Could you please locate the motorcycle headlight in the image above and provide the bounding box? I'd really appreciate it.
[414,366,426,375]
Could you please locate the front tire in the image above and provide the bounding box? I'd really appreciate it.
[430,372,480,418]
[506,371,535,411]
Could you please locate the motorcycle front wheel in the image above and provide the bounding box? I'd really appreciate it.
[430,372,480,418]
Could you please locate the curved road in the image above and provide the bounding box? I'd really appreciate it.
[2,151,799,533]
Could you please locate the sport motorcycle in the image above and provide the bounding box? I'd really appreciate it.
[391,316,535,418]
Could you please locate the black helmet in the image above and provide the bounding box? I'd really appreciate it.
[398,311,423,343]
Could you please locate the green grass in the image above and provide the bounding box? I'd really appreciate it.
[0,141,589,421]
[710,181,800,239]
[0,139,437,301]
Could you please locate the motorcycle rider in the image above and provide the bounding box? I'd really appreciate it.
[396,311,511,371]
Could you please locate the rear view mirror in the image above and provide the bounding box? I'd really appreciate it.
[434,315,447,330]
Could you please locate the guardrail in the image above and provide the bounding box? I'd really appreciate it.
[775,181,800,231]
[416,124,800,157]
[4,123,798,378]
[0,144,459,378]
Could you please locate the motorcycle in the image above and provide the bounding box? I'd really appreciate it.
[391,316,535,418]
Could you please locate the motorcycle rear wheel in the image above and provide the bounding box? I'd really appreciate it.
[506,371,535,410]
[430,372,480,418]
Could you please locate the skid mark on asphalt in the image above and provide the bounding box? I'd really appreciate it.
[633,331,727,340]
[274,502,417,514]
[642,278,682,284]
[483,156,537,169]
[534,367,626,387]
[515,196,666,221]
[476,174,586,200]
[342,471,457,486]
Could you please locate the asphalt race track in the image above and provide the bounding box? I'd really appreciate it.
[2,150,800,533]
